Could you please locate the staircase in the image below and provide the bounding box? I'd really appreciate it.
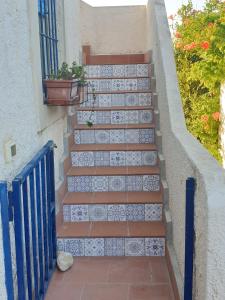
[57,55,166,257]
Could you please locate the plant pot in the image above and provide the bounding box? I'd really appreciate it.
[44,79,80,106]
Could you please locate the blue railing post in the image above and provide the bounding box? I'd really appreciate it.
[184,177,196,300]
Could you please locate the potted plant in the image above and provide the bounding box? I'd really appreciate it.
[44,62,87,106]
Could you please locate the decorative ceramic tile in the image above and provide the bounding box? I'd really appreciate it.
[98,94,112,107]
[57,239,65,252]
[126,111,139,124]
[64,239,85,256]
[139,111,153,124]
[139,129,154,144]
[125,238,145,256]
[111,94,125,106]
[124,129,139,143]
[125,176,143,191]
[113,65,125,77]
[71,205,89,221]
[88,80,99,91]
[85,239,105,256]
[87,94,99,107]
[125,79,137,91]
[126,152,142,166]
[126,204,145,221]
[99,79,112,91]
[137,64,149,77]
[112,79,125,91]
[67,176,75,192]
[110,129,125,143]
[107,205,126,221]
[77,111,96,125]
[111,111,125,124]
[137,78,150,90]
[139,93,152,106]
[145,204,162,221]
[94,151,110,166]
[143,175,160,191]
[125,65,137,77]
[142,151,157,166]
[71,152,94,167]
[88,65,100,78]
[74,130,81,144]
[105,238,125,256]
[125,93,139,106]
[145,238,165,256]
[80,130,95,144]
[96,111,111,124]
[100,65,113,78]
[70,176,92,192]
[89,205,107,221]
[95,130,110,144]
[63,205,71,222]
[109,176,126,192]
[92,176,109,192]
[110,151,126,166]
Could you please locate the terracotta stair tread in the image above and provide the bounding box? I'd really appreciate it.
[86,76,149,80]
[67,166,160,176]
[63,191,163,205]
[76,106,153,111]
[88,90,152,94]
[74,123,155,130]
[87,54,146,65]
[70,143,157,152]
[57,221,165,238]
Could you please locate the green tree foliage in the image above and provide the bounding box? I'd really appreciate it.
[169,0,225,162]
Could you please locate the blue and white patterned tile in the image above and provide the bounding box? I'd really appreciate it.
[85,238,105,256]
[126,204,145,221]
[100,65,113,78]
[126,152,142,166]
[74,130,81,144]
[57,239,65,252]
[67,177,75,192]
[125,93,139,106]
[96,111,111,124]
[125,238,145,256]
[139,93,152,106]
[125,176,143,191]
[64,239,85,256]
[92,176,109,192]
[88,80,100,91]
[111,111,125,124]
[89,205,107,221]
[77,111,96,125]
[98,94,112,107]
[139,129,154,144]
[125,79,137,91]
[88,65,100,78]
[110,151,126,166]
[71,176,93,192]
[110,129,125,143]
[71,151,94,167]
[80,130,95,144]
[139,111,153,124]
[143,175,160,191]
[107,205,126,221]
[145,238,165,256]
[94,151,110,166]
[125,65,137,77]
[137,64,149,77]
[125,129,139,143]
[105,238,125,256]
[63,205,71,222]
[112,79,125,91]
[109,176,126,192]
[71,205,89,221]
[113,65,125,78]
[111,94,125,106]
[137,78,150,90]
[95,130,110,144]
[87,94,99,107]
[145,204,162,221]
[99,79,112,91]
[126,111,139,124]
[142,151,157,166]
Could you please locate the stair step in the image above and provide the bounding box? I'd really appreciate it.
[87,54,146,65]
[77,106,153,111]
[71,143,157,151]
[75,123,155,130]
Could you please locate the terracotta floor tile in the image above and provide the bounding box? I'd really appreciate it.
[57,222,91,238]
[128,222,165,237]
[127,166,159,175]
[63,192,94,204]
[150,257,171,284]
[82,283,128,300]
[67,167,96,176]
[129,284,175,300]
[91,221,128,237]
[93,192,127,204]
[127,192,162,204]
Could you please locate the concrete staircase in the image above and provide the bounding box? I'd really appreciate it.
[57,55,166,257]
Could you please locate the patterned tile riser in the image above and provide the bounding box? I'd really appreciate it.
[67,175,160,192]
[85,64,150,78]
[57,237,165,256]
[77,110,153,125]
[71,151,158,167]
[74,129,155,144]
[63,204,162,222]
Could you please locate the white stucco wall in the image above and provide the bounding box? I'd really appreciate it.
[147,1,225,299]
[80,1,147,55]
[220,83,225,168]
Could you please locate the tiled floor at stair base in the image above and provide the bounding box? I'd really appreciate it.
[45,257,175,300]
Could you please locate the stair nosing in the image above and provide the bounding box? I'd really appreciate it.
[74,123,155,130]
[76,106,154,111]
[70,143,157,152]
[87,90,152,94]
[86,76,150,80]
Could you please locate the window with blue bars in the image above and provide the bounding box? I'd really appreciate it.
[38,0,59,79]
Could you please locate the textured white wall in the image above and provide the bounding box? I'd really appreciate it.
[220,83,225,168]
[80,1,147,54]
[147,1,225,299]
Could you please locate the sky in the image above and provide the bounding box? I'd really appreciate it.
[82,0,206,15]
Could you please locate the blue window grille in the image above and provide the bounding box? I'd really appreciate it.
[38,0,59,79]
